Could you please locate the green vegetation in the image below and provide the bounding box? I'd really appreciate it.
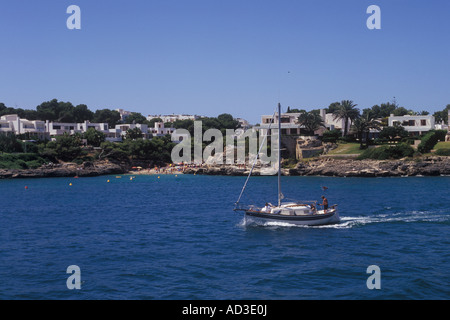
[98,136,174,165]
[297,111,325,135]
[357,143,415,160]
[0,153,46,169]
[351,111,381,148]
[0,133,175,169]
[84,127,106,147]
[0,133,23,153]
[432,105,450,123]
[435,148,450,156]
[322,129,342,143]
[1,99,122,128]
[376,125,409,143]
[417,130,447,154]
[434,141,450,150]
[331,100,360,136]
[168,113,240,136]
[327,143,364,155]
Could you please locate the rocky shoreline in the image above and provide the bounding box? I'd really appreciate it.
[0,160,128,179]
[1,157,449,179]
[183,156,450,177]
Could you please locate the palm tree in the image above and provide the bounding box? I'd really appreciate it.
[352,111,381,149]
[332,100,360,136]
[297,111,325,135]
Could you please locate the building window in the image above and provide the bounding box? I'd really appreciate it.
[421,120,427,126]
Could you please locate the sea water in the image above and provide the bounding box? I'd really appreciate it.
[0,174,448,299]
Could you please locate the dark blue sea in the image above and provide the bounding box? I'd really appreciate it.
[0,174,449,300]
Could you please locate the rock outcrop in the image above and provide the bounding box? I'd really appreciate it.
[0,160,127,179]
[183,156,450,177]
[1,157,449,179]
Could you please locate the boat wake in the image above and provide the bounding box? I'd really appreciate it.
[238,209,449,229]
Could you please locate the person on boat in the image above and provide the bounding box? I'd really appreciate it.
[319,196,328,213]
[261,203,273,213]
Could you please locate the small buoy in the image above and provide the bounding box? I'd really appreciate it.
[107,179,110,183]
[130,177,133,180]
[25,186,28,189]
[175,174,177,177]
[69,183,72,186]
[157,176,160,179]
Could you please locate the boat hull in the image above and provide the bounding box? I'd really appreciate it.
[244,209,340,226]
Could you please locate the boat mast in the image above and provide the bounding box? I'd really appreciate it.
[277,102,282,207]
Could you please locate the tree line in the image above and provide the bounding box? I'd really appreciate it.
[0,99,242,133]
[0,99,241,168]
[291,100,449,148]
[0,130,175,169]
[0,99,144,128]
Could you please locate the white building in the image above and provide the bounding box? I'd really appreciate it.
[0,118,12,134]
[236,118,251,130]
[0,114,198,145]
[116,109,132,121]
[388,114,435,135]
[322,110,351,132]
[257,109,356,137]
[115,123,150,139]
[258,112,303,136]
[147,114,199,123]
[149,122,174,137]
[0,115,47,140]
[104,128,123,142]
[0,115,125,142]
[46,121,82,136]
[171,129,190,143]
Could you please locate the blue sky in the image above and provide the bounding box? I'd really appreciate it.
[1,0,449,124]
